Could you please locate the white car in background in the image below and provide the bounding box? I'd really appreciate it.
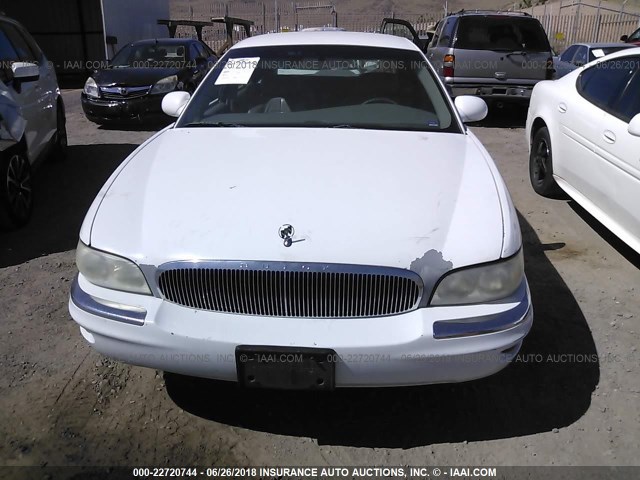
[69,32,532,390]
[0,14,66,228]
[527,48,640,253]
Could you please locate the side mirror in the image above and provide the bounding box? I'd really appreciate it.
[162,91,191,118]
[621,35,629,42]
[454,95,488,123]
[628,113,640,137]
[195,56,208,66]
[12,62,39,82]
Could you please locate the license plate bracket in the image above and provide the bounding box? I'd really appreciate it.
[235,346,335,390]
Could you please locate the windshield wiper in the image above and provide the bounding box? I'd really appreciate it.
[300,121,356,128]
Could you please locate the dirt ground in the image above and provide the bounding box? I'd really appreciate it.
[0,91,639,473]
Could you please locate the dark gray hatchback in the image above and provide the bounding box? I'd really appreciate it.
[426,11,554,105]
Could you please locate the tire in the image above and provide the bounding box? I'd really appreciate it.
[529,126,563,198]
[0,147,33,229]
[52,100,68,161]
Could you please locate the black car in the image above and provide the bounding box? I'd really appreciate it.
[82,38,218,124]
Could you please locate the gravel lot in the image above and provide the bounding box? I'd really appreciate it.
[1,90,639,472]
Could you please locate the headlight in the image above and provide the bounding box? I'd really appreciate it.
[76,241,151,295]
[431,250,524,306]
[83,77,99,98]
[150,75,178,95]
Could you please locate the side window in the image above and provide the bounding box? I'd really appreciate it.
[429,21,443,48]
[0,24,20,83]
[200,42,215,57]
[16,26,43,62]
[573,46,588,66]
[559,45,578,63]
[439,18,457,47]
[610,69,640,122]
[578,58,637,113]
[195,43,207,58]
[2,23,37,62]
[189,43,200,61]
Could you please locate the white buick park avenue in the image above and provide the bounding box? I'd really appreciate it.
[69,32,533,390]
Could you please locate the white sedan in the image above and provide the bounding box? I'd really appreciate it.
[69,32,532,389]
[0,14,66,228]
[527,48,640,253]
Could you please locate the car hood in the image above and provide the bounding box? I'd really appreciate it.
[88,128,506,281]
[92,67,183,87]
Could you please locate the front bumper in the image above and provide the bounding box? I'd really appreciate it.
[81,93,170,124]
[69,274,533,387]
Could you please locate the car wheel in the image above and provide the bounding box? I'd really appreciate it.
[0,148,33,228]
[52,100,68,161]
[529,126,563,198]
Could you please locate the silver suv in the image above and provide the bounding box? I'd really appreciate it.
[426,10,554,105]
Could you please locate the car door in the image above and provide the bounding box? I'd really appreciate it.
[380,18,424,50]
[0,22,41,161]
[591,60,640,244]
[14,22,58,149]
[554,58,635,205]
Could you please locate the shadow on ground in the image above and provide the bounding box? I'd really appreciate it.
[568,200,640,270]
[165,212,599,448]
[472,103,528,129]
[97,121,172,132]
[0,144,138,268]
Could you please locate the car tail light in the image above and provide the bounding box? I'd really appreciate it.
[443,54,455,77]
[545,56,554,80]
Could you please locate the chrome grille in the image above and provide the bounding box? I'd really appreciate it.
[157,261,423,318]
[100,86,150,99]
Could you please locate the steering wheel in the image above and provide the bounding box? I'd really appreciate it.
[362,97,398,105]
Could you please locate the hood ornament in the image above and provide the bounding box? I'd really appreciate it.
[278,224,295,247]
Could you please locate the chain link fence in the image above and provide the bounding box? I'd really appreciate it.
[168,1,439,51]
[168,1,640,53]
[519,1,640,51]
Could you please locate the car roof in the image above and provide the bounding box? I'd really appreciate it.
[591,45,640,59]
[301,27,346,32]
[230,31,421,52]
[571,42,637,49]
[578,45,640,69]
[0,14,27,29]
[448,10,533,18]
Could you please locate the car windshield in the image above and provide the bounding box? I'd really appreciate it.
[111,42,187,68]
[455,16,550,52]
[629,28,640,41]
[176,45,457,132]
